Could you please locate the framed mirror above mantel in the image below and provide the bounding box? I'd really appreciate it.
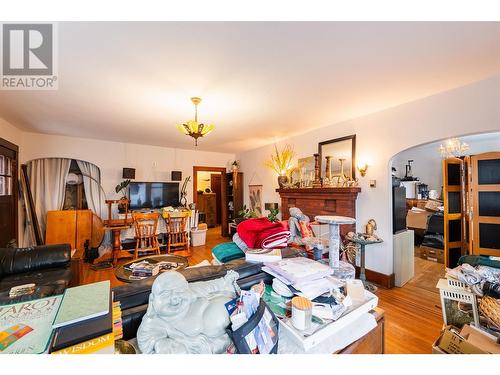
[318,134,356,181]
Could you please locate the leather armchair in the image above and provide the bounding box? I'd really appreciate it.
[0,244,72,305]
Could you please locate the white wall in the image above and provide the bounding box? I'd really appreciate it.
[20,132,235,202]
[14,132,234,245]
[0,117,23,147]
[393,132,500,194]
[236,76,500,276]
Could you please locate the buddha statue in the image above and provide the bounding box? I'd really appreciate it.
[137,270,239,354]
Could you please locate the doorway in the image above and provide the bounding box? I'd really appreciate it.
[0,138,19,247]
[390,131,500,290]
[193,166,228,237]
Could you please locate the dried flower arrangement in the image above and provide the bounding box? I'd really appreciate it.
[264,144,296,176]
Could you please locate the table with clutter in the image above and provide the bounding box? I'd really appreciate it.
[129,207,386,354]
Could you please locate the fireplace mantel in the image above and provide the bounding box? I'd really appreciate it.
[276,187,361,235]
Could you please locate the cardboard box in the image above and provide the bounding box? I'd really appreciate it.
[406,209,432,230]
[424,199,443,212]
[432,325,498,354]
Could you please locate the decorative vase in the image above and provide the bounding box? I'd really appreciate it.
[277,175,288,188]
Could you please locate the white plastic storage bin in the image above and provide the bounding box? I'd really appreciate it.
[191,228,208,246]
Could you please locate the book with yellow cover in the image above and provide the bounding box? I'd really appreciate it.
[51,332,114,354]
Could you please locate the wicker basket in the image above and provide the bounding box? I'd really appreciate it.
[479,296,500,329]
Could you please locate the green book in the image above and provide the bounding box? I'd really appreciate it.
[52,281,110,329]
[0,295,63,354]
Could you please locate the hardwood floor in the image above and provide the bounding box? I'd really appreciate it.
[81,231,446,353]
[378,257,445,353]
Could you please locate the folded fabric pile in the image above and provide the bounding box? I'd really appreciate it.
[446,263,500,297]
[211,242,245,263]
[236,217,290,250]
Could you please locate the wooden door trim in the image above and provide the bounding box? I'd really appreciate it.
[0,138,19,246]
[443,157,465,268]
[471,152,500,257]
[192,166,228,237]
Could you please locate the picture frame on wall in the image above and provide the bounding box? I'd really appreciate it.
[297,156,315,184]
[248,184,263,217]
[318,134,356,180]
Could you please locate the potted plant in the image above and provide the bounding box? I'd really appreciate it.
[115,179,131,212]
[236,205,257,224]
[264,144,296,188]
[267,207,280,222]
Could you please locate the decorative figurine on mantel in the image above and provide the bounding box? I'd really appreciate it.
[323,155,332,187]
[137,270,239,354]
[312,153,322,188]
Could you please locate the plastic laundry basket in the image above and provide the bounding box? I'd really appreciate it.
[191,228,208,246]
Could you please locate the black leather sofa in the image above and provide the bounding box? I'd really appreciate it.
[0,244,72,305]
[113,247,305,340]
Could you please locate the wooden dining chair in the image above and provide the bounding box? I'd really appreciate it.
[163,212,190,254]
[132,212,161,259]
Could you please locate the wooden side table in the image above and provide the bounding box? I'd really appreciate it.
[336,308,385,354]
[70,248,84,286]
[93,225,133,266]
[346,236,383,292]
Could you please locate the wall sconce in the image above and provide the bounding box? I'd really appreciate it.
[357,161,368,177]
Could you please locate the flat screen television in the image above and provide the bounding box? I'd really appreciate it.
[128,182,180,209]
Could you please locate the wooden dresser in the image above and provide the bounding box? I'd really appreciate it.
[277,187,361,235]
[197,193,217,228]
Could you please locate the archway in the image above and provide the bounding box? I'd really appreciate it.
[388,130,500,288]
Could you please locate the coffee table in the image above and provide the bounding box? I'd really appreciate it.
[115,254,189,283]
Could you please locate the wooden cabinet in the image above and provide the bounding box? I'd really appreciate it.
[45,209,103,252]
[225,172,243,236]
[197,193,217,228]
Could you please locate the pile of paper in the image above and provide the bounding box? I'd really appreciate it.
[262,258,343,300]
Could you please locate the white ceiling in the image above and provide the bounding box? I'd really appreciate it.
[1,22,499,153]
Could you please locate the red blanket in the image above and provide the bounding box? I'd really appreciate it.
[237,218,289,249]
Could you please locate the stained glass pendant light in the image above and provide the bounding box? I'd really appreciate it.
[176,97,215,146]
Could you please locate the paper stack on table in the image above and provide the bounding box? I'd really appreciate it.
[262,258,345,300]
[264,257,331,284]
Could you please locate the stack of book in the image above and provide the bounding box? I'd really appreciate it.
[0,281,113,354]
[0,295,63,353]
[112,301,123,340]
[8,283,36,298]
[50,280,113,354]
